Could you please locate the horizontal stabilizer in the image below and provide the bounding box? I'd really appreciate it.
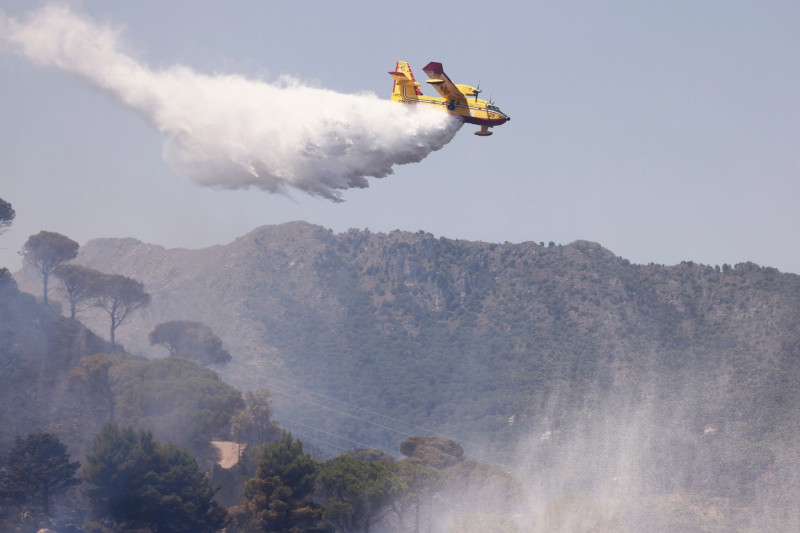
[422,62,444,75]
[426,79,445,85]
[389,71,420,87]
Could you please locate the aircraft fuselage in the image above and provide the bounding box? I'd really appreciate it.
[394,85,510,127]
[389,61,510,135]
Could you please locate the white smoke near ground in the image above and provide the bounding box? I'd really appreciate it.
[0,4,461,201]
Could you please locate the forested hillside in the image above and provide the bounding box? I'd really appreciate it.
[1,272,244,454]
[0,271,116,455]
[24,223,797,498]
[56,224,799,428]
[9,222,800,529]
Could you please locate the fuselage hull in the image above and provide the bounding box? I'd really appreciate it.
[394,85,510,127]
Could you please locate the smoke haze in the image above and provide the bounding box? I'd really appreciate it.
[0,4,460,201]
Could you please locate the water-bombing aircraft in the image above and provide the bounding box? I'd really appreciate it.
[389,60,510,136]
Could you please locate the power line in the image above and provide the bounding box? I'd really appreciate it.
[264,376,438,436]
[283,428,350,455]
[231,373,400,457]
[232,371,517,468]
[278,414,399,457]
[269,388,418,440]
[256,374,519,463]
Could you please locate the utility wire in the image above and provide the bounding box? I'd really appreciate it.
[255,374,518,463]
[233,372,516,469]
[278,414,399,457]
[283,428,350,455]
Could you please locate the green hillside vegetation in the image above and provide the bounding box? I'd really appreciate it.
[0,274,244,460]
[0,273,117,455]
[6,247,535,532]
[83,424,227,533]
[0,277,526,531]
[131,226,798,472]
[59,224,800,526]
[71,353,244,458]
[113,356,243,454]
[6,220,800,530]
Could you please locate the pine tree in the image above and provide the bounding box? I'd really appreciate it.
[317,455,405,533]
[5,432,80,516]
[83,424,227,532]
[19,231,79,306]
[229,433,324,532]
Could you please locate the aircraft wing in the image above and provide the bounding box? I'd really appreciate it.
[422,62,469,107]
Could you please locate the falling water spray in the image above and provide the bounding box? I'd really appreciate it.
[0,5,461,201]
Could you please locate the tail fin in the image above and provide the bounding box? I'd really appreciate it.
[388,60,422,102]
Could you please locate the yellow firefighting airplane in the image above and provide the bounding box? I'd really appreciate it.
[389,60,510,136]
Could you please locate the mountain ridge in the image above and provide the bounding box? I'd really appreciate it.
[14,222,800,468]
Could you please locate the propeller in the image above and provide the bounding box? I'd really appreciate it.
[474,82,481,102]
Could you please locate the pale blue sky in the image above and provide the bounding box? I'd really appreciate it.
[1,1,799,273]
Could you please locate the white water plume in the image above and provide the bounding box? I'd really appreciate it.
[0,5,461,201]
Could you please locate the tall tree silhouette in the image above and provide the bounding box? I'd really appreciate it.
[0,197,14,236]
[6,432,80,517]
[20,231,79,305]
[90,273,150,344]
[53,264,102,319]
